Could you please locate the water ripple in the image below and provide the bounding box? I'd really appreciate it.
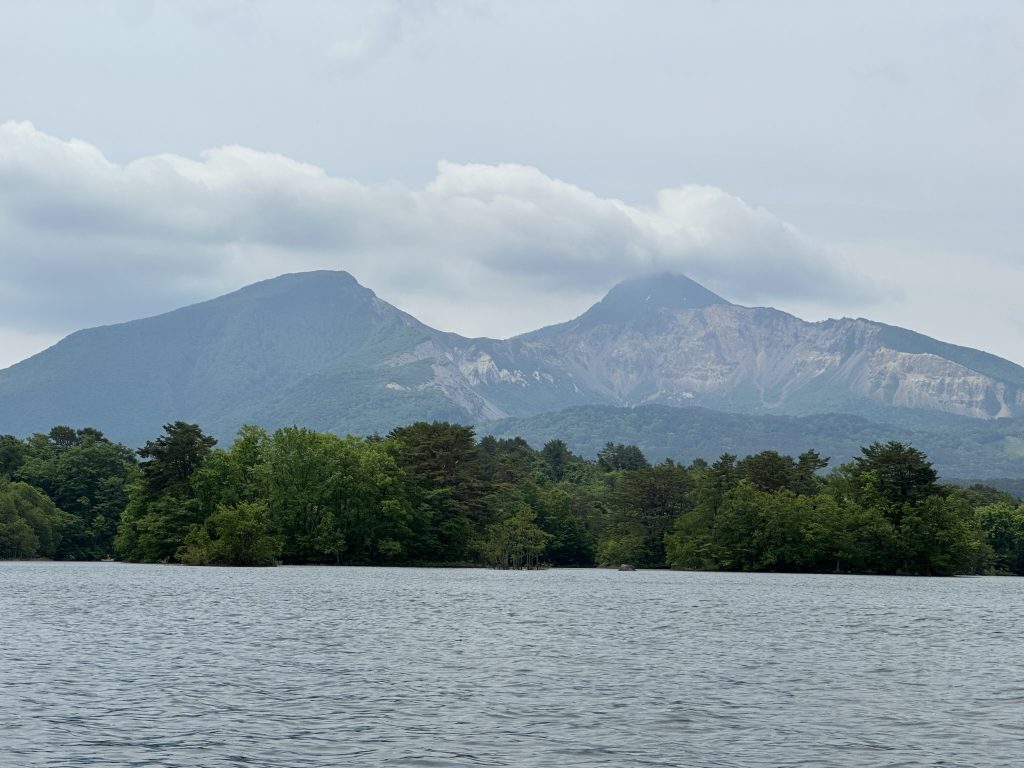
[2,564,1023,767]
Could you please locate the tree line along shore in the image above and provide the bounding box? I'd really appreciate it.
[2,421,1023,575]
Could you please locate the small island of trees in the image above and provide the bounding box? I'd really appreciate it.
[3,420,1024,575]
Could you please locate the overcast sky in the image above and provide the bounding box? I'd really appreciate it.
[0,0,1021,368]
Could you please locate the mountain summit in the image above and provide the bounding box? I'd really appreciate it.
[572,273,730,327]
[525,273,729,339]
[1,270,1023,446]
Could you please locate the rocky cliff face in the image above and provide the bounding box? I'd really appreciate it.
[457,296,1024,420]
[1,270,1021,446]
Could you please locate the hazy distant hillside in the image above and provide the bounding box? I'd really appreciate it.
[485,406,900,467]
[482,404,1024,481]
[2,270,1024,452]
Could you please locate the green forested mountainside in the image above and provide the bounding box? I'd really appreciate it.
[483,405,1024,481]
[3,420,1024,575]
[4,270,1024,449]
[0,271,453,446]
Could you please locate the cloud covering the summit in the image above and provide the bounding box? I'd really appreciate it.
[0,122,866,359]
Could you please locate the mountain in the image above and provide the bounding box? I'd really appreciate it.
[0,272,459,446]
[2,270,1024,453]
[501,283,1024,421]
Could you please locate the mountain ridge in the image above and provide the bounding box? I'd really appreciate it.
[2,269,1023,451]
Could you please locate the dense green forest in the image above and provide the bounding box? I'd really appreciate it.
[2,421,1024,575]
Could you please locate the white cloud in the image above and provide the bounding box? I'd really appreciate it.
[0,121,868,364]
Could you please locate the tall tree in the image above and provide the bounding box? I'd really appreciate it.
[263,427,348,563]
[388,422,487,562]
[737,450,797,493]
[540,439,577,482]
[115,422,216,562]
[0,435,26,479]
[851,441,939,516]
[137,421,217,497]
[597,442,650,472]
[606,463,691,566]
[793,450,830,495]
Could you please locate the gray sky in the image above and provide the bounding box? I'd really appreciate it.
[1,0,1022,368]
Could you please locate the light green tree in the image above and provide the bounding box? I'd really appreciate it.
[177,501,281,567]
[481,506,550,569]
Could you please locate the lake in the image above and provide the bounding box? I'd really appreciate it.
[1,563,1021,767]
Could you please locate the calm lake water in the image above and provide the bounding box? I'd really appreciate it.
[1,563,1022,767]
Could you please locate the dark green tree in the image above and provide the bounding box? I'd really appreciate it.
[47,425,80,451]
[851,441,939,516]
[898,494,981,575]
[137,421,218,497]
[388,422,487,562]
[15,427,138,558]
[793,450,830,495]
[0,435,26,479]
[597,442,650,472]
[975,501,1024,574]
[534,485,596,566]
[115,422,216,562]
[738,450,797,493]
[605,463,691,566]
[540,439,577,482]
[664,454,739,569]
[480,436,540,485]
